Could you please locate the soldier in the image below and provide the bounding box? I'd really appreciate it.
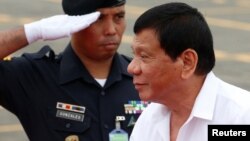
[0,0,143,140]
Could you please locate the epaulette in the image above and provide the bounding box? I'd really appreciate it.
[22,45,55,60]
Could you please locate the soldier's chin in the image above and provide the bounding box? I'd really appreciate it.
[103,44,118,51]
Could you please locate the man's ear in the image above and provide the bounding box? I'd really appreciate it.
[179,48,198,79]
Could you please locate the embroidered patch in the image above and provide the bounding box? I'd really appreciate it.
[56,110,84,122]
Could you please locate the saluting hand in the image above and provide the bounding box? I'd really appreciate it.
[24,11,100,44]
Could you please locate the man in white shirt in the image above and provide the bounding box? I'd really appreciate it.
[127,2,250,141]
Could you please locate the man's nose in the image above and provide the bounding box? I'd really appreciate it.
[104,20,116,35]
[127,58,141,75]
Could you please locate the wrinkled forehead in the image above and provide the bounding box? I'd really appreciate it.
[131,29,161,51]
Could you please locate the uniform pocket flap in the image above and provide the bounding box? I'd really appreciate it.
[47,108,91,133]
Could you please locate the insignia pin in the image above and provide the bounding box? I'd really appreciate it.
[127,116,136,127]
[65,135,79,141]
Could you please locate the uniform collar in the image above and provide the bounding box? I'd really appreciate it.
[59,44,92,84]
[59,44,132,86]
[105,53,132,88]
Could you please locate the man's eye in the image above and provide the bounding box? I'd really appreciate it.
[140,55,148,59]
[117,15,125,19]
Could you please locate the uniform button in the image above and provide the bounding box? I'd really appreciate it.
[101,91,105,96]
[66,123,71,128]
[104,124,109,129]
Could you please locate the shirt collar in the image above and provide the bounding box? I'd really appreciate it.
[190,72,219,121]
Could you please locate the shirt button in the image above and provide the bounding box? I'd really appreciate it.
[66,123,71,128]
[104,124,109,129]
[101,91,105,96]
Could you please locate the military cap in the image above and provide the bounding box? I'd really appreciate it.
[62,0,126,15]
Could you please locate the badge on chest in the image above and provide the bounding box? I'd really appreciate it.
[56,102,86,122]
[109,116,129,141]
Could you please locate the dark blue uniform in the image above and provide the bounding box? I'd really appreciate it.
[0,45,141,141]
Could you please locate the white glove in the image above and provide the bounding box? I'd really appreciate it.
[24,11,100,44]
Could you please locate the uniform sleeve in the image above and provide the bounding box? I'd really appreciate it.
[0,59,19,111]
[0,46,55,115]
[0,57,33,114]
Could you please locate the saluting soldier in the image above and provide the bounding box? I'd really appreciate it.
[0,0,146,140]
